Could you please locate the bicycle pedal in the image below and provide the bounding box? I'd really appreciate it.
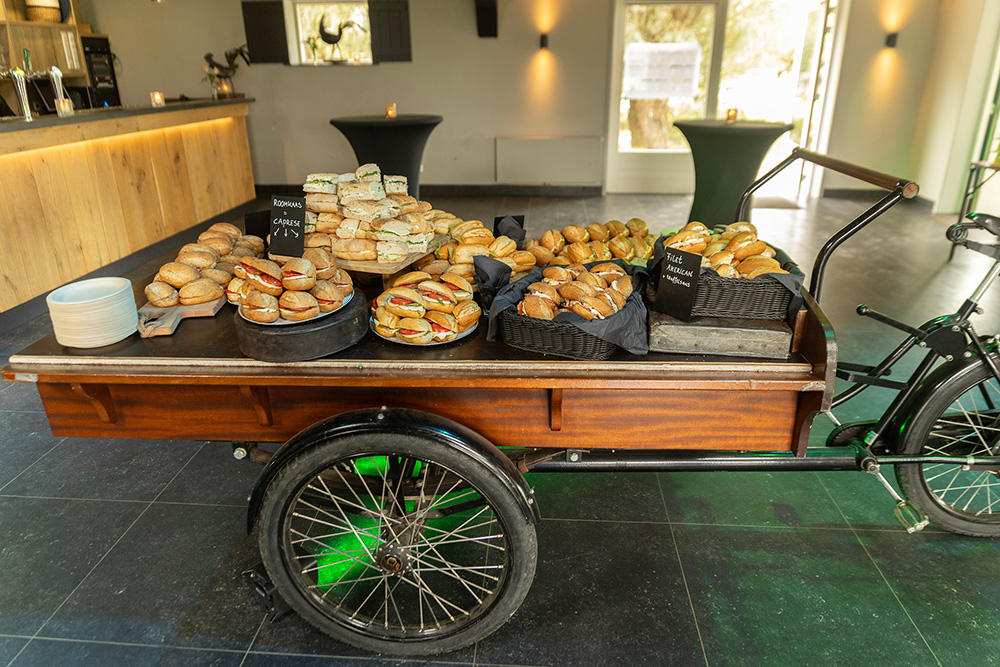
[893,501,930,534]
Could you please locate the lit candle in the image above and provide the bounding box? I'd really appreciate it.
[150,91,165,107]
[385,103,397,118]
[726,108,738,123]
[217,78,232,95]
[352,53,362,65]
[55,98,74,117]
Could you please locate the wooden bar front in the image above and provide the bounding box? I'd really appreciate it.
[0,100,255,311]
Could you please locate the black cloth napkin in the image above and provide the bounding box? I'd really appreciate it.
[484,258,650,355]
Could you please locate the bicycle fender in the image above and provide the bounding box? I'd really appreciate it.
[887,351,999,452]
[246,407,539,532]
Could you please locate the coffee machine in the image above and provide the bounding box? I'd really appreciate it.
[81,34,121,108]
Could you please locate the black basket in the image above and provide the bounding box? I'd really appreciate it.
[498,309,617,361]
[691,272,794,320]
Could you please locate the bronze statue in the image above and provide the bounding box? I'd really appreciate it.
[203,44,251,79]
[318,16,365,59]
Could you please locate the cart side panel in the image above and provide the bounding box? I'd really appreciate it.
[37,382,801,452]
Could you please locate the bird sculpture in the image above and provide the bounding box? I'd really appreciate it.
[203,44,251,80]
[318,16,366,59]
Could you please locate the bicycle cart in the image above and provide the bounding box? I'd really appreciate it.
[5,150,1000,655]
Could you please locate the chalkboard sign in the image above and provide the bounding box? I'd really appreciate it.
[494,215,526,244]
[653,246,701,321]
[244,210,271,239]
[268,195,306,257]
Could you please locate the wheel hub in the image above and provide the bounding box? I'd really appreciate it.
[374,542,412,574]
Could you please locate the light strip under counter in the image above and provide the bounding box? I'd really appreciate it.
[0,99,256,311]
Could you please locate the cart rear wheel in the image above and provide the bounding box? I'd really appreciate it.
[257,432,537,655]
[896,359,1000,536]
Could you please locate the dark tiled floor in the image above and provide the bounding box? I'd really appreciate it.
[2,194,999,666]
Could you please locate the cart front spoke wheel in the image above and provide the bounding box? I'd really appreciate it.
[257,433,537,655]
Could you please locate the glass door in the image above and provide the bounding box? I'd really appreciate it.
[605,0,838,198]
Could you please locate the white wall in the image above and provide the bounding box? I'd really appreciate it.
[78,0,999,208]
[821,0,939,192]
[80,0,613,186]
[909,0,1000,213]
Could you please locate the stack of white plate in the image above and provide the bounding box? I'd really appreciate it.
[46,277,139,348]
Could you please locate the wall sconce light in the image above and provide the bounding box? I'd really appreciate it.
[885,32,898,48]
[540,34,549,49]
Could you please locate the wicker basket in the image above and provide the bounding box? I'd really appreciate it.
[27,6,61,22]
[691,272,796,320]
[499,309,617,361]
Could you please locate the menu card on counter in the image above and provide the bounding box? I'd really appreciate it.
[653,246,701,321]
[268,195,306,257]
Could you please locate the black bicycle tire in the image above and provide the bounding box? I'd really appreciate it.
[896,358,1000,537]
[257,431,538,655]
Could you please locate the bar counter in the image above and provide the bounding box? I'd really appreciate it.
[0,99,255,311]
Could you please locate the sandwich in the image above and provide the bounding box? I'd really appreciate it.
[415,280,457,312]
[278,290,320,321]
[338,182,370,205]
[608,236,635,261]
[144,281,179,308]
[527,245,555,267]
[460,227,494,246]
[450,243,491,265]
[396,317,434,344]
[336,218,365,239]
[207,222,242,241]
[393,271,432,288]
[303,173,339,194]
[305,210,318,233]
[371,306,400,338]
[305,193,340,214]
[587,223,610,242]
[330,238,377,261]
[518,294,556,320]
[198,236,233,257]
[384,175,408,195]
[561,224,590,244]
[281,257,317,291]
[376,287,426,318]
[377,241,408,264]
[438,273,473,301]
[424,311,458,342]
[178,278,224,305]
[355,162,382,182]
[224,277,246,305]
[540,229,566,254]
[489,236,516,258]
[374,220,413,242]
[374,198,400,220]
[511,250,537,273]
[327,268,354,298]
[158,262,200,289]
[542,265,574,285]
[315,212,344,233]
[404,233,433,254]
[343,200,380,222]
[525,282,561,309]
[241,290,280,323]
[605,220,628,238]
[240,257,284,296]
[302,247,338,280]
[589,241,613,261]
[303,232,333,253]
[199,267,232,285]
[308,280,344,312]
[626,218,649,238]
[568,295,614,320]
[235,235,266,255]
[590,263,627,281]
[415,258,450,276]
[452,300,481,331]
[175,248,216,270]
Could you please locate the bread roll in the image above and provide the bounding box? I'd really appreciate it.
[330,238,377,261]
[278,290,320,321]
[519,294,556,320]
[241,290,280,323]
[158,262,200,288]
[586,223,609,242]
[178,278,224,305]
[144,281,178,308]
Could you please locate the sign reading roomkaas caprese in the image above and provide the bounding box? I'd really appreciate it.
[269,195,306,257]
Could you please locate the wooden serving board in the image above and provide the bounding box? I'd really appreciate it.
[137,297,227,338]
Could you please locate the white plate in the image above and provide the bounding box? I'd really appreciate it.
[239,289,353,326]
[369,316,478,346]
